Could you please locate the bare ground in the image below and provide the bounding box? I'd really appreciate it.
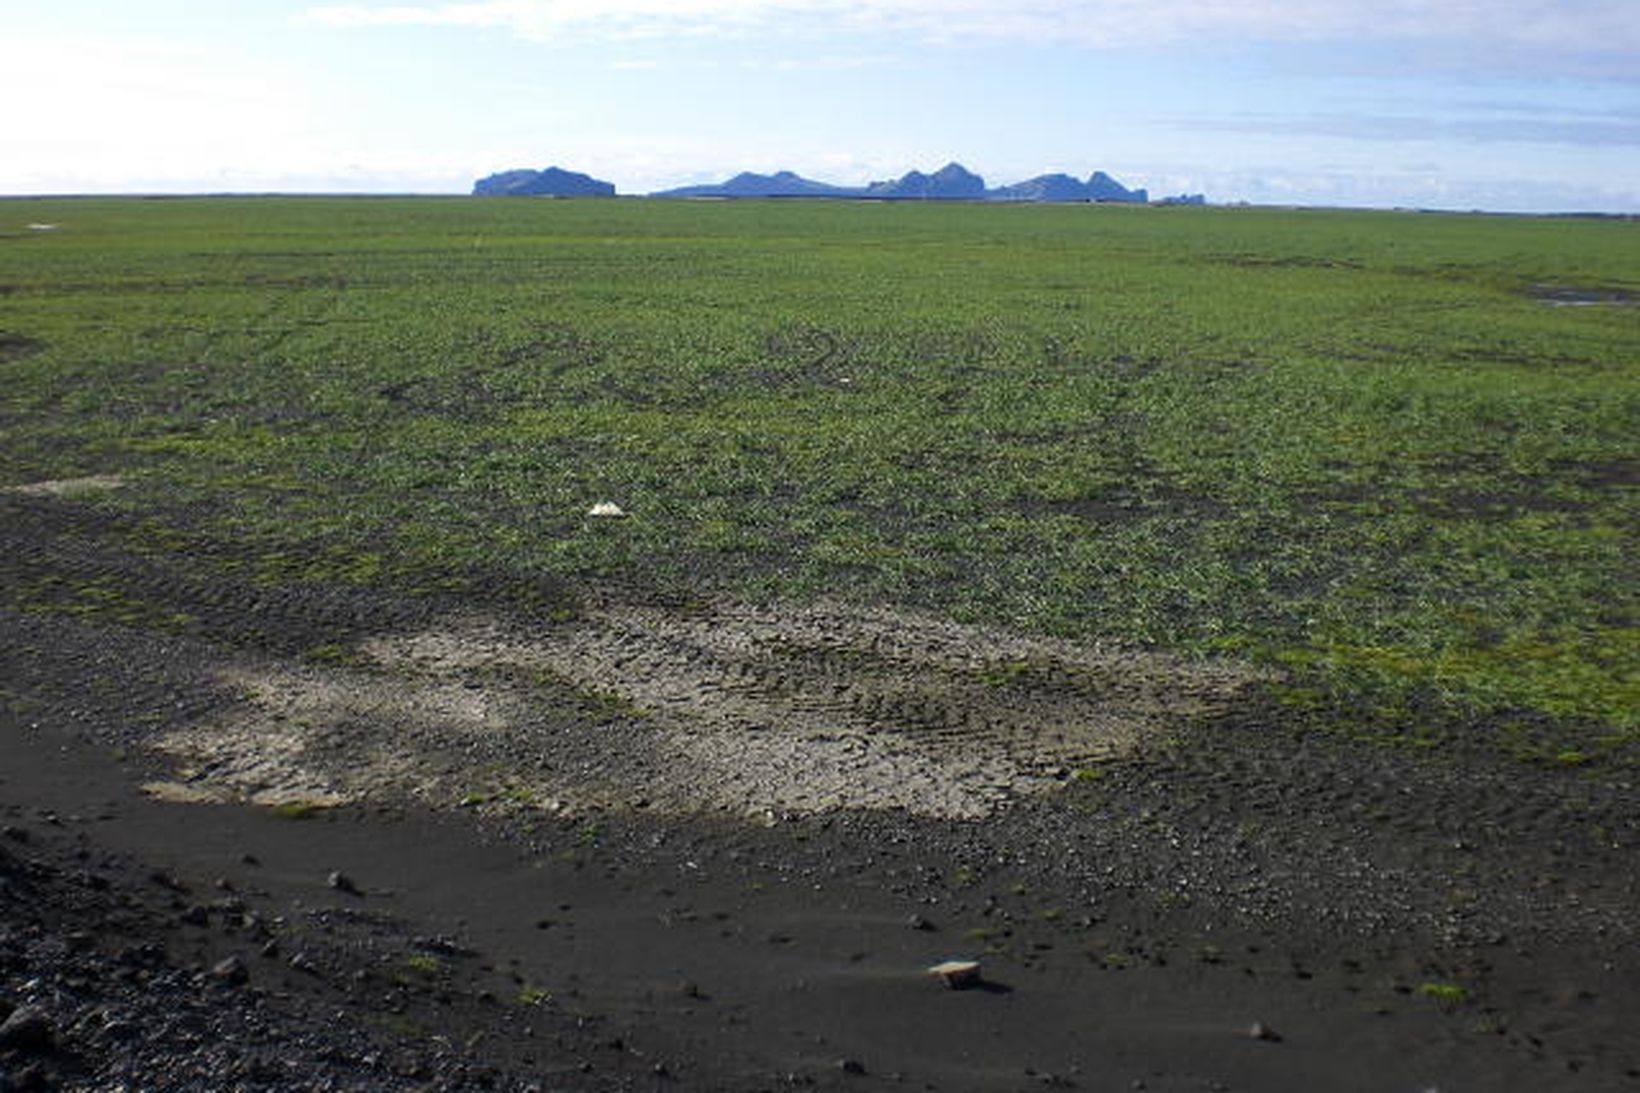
[3,486,1638,1091]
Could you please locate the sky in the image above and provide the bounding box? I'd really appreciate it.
[3,1,1638,212]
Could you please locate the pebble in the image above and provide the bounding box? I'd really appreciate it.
[0,1006,54,1052]
[212,955,250,986]
[927,960,982,989]
[327,870,361,895]
[1248,1021,1282,1042]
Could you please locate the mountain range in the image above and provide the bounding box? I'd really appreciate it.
[474,162,1204,204]
[655,163,1155,202]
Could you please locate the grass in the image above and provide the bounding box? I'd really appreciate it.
[2,196,1635,762]
[1418,981,1470,1006]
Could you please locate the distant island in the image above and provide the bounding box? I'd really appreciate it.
[473,162,1205,205]
[472,166,616,197]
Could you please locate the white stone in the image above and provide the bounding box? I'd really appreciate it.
[927,959,982,989]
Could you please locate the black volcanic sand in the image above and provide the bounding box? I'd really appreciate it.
[3,491,1639,1091]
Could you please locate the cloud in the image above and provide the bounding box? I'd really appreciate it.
[303,0,1640,60]
[1213,166,1640,213]
[1180,111,1640,148]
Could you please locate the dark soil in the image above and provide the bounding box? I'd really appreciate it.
[3,488,1638,1091]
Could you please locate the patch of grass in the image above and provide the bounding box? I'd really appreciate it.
[5,197,1635,763]
[576,687,648,719]
[302,642,368,668]
[515,985,551,1005]
[13,575,195,632]
[974,660,1033,687]
[1418,981,1470,1005]
[399,953,443,977]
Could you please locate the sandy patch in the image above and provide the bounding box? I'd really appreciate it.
[156,598,1267,821]
[6,475,127,497]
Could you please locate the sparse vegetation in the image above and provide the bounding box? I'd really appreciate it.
[1418,981,1470,1006]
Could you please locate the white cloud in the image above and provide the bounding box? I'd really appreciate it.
[304,0,1640,59]
[1181,111,1640,148]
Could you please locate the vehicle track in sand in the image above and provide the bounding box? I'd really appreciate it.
[153,600,1262,821]
[2,485,1263,820]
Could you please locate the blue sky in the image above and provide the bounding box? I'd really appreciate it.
[4,1,1637,211]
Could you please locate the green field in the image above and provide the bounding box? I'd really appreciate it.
[2,197,1636,761]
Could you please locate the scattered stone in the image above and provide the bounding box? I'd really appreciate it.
[587,501,627,518]
[413,935,473,956]
[288,952,319,975]
[148,869,187,892]
[179,905,210,926]
[327,870,361,895]
[839,1058,866,1075]
[1248,1021,1282,1042]
[0,1006,54,1052]
[212,955,250,986]
[927,959,982,989]
[64,931,96,953]
[1,826,27,843]
[906,914,935,932]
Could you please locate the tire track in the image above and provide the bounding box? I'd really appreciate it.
[2,485,1265,820]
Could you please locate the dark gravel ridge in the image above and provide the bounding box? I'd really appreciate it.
[0,808,634,1092]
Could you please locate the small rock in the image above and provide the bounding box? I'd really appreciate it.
[179,904,210,926]
[0,1006,54,1052]
[1,826,28,843]
[927,959,982,989]
[148,868,187,891]
[587,501,627,518]
[212,955,250,985]
[906,914,935,932]
[327,870,360,895]
[839,1058,866,1075]
[288,952,319,975]
[1248,1021,1282,1042]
